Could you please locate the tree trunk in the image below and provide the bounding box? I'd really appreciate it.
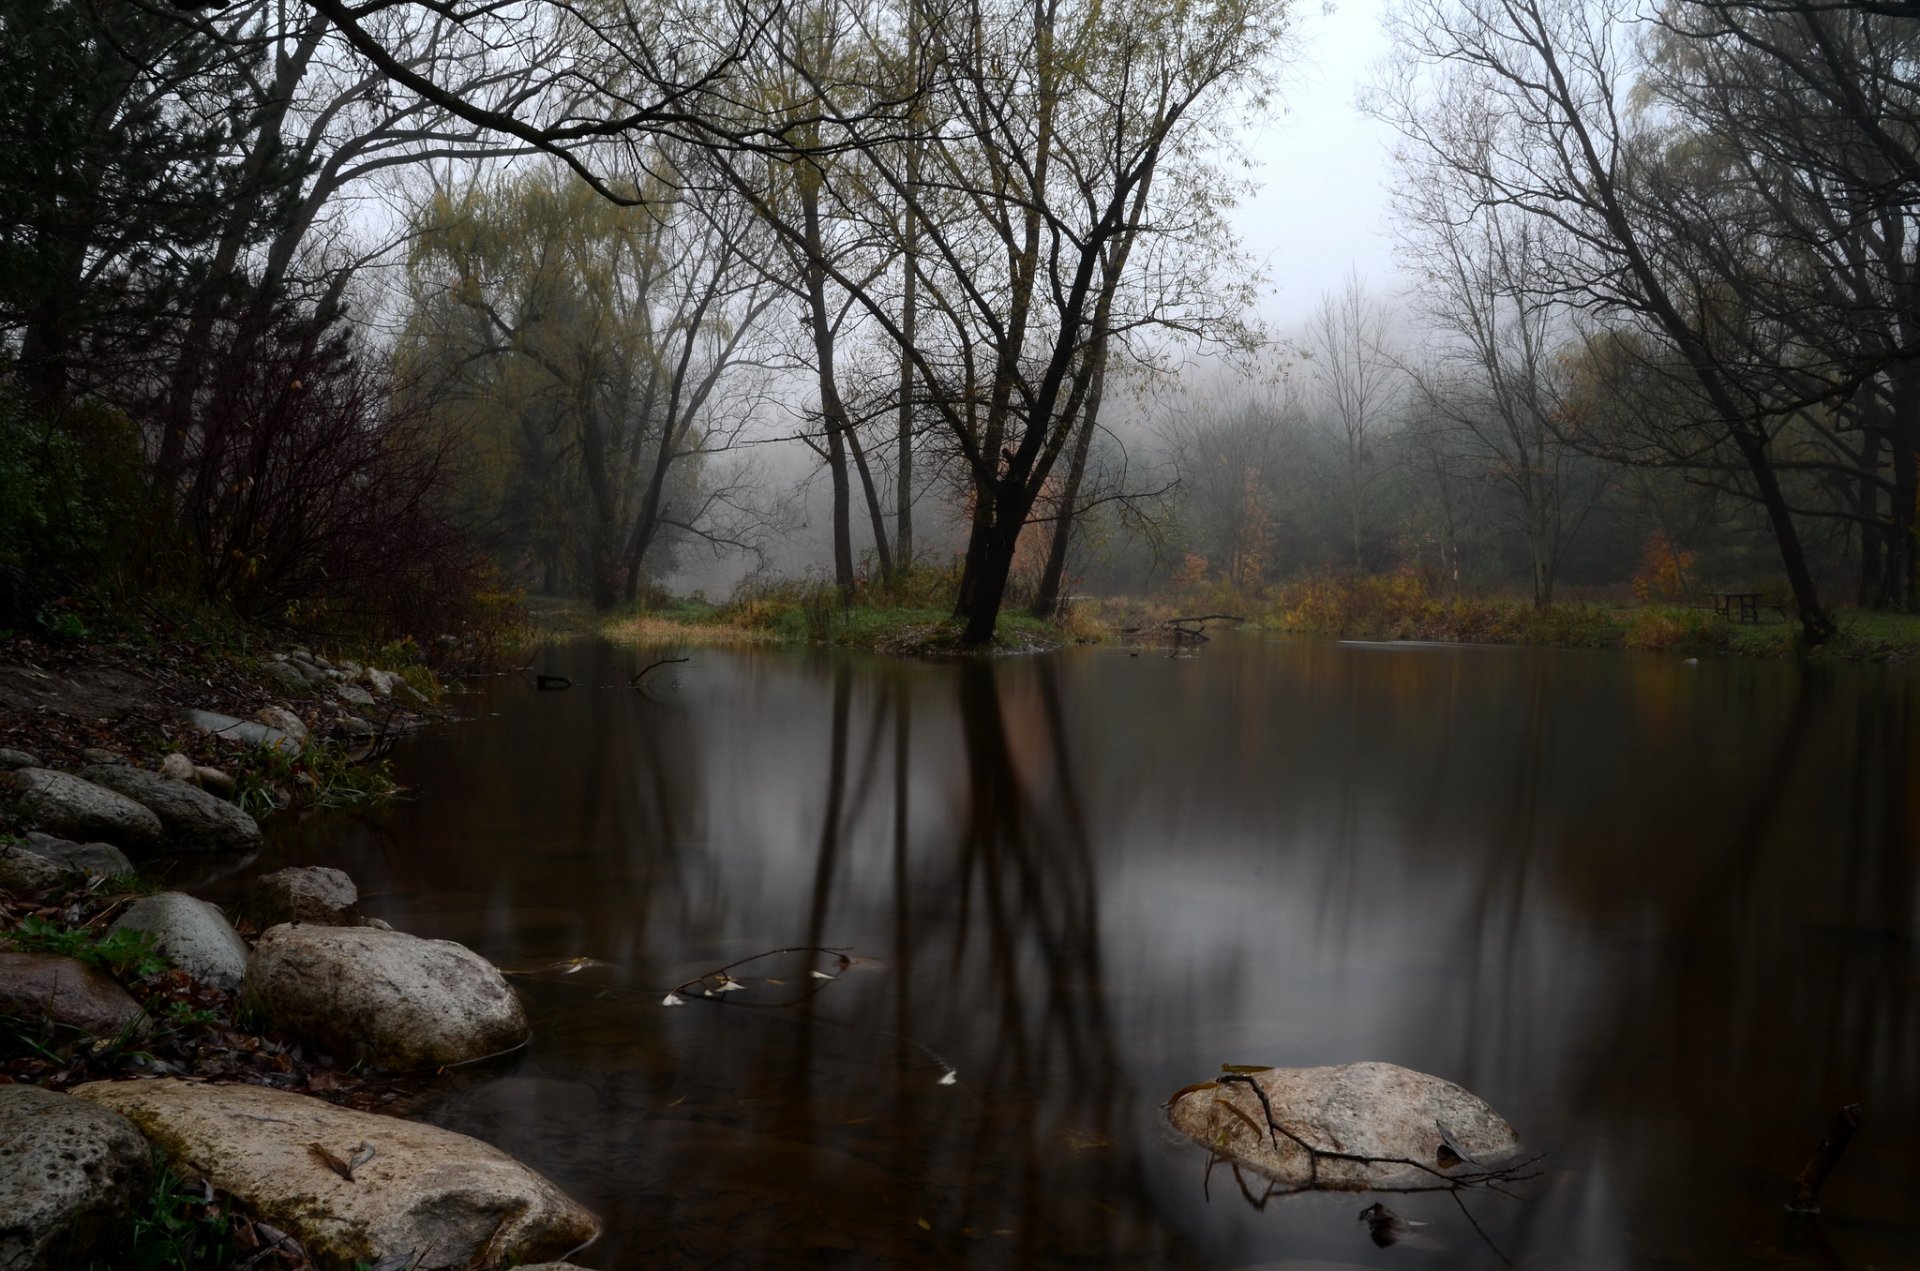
[802,181,857,604]
[1032,352,1107,619]
[1734,424,1836,644]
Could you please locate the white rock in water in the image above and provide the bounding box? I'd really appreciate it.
[72,1079,598,1270]
[245,924,529,1069]
[1166,1061,1524,1191]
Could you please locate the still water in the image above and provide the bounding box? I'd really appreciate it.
[259,636,1918,1268]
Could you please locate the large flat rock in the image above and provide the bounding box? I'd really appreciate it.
[10,768,164,852]
[1166,1061,1524,1191]
[71,1080,599,1271]
[245,924,529,1070]
[78,764,262,853]
[0,1084,153,1270]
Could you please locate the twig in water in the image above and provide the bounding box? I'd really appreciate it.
[629,656,690,686]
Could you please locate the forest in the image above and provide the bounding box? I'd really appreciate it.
[1,0,1915,652]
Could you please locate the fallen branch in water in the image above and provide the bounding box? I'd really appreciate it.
[629,656,690,686]
[1788,1103,1862,1212]
[661,945,851,1006]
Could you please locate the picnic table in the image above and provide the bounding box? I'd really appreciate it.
[1711,591,1764,624]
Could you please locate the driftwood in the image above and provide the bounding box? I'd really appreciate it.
[1119,613,1247,645]
[1788,1103,1861,1212]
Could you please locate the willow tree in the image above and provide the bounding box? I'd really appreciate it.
[402,161,776,606]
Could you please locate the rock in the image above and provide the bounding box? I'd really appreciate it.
[252,866,359,927]
[79,764,262,853]
[245,924,529,1070]
[0,843,70,890]
[79,747,123,765]
[10,768,165,851]
[25,832,134,877]
[336,683,376,708]
[261,659,310,693]
[0,746,41,770]
[337,659,363,678]
[0,952,148,1040]
[23,835,134,877]
[397,680,429,704]
[363,667,394,698]
[335,715,376,738]
[0,1084,153,1270]
[359,916,394,931]
[109,894,251,990]
[290,658,330,685]
[71,1080,599,1270]
[158,752,199,784]
[1165,1062,1524,1191]
[257,705,309,743]
[194,765,236,797]
[185,708,300,753]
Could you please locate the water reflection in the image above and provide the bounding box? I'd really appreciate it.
[253,639,1919,1269]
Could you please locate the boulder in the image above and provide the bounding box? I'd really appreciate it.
[158,752,199,784]
[335,715,376,739]
[109,893,250,990]
[194,766,236,797]
[261,659,310,693]
[363,667,395,698]
[1165,1062,1524,1191]
[336,683,376,708]
[78,764,262,853]
[257,705,309,743]
[24,833,133,877]
[0,952,148,1041]
[10,768,164,851]
[0,844,69,891]
[78,747,123,765]
[0,1084,153,1271]
[245,925,528,1070]
[0,747,41,770]
[185,708,299,753]
[289,658,330,685]
[252,866,359,927]
[71,1080,599,1270]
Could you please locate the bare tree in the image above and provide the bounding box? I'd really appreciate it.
[1394,185,1604,607]
[1376,0,1838,642]
[1309,270,1401,571]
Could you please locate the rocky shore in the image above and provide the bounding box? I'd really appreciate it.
[1,646,599,1270]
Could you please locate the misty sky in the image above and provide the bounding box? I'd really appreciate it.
[1232,0,1402,328]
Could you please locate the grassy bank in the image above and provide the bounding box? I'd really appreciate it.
[1227,574,1920,662]
[526,573,1920,662]
[534,588,1090,654]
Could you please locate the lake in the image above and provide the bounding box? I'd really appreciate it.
[256,635,1919,1268]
